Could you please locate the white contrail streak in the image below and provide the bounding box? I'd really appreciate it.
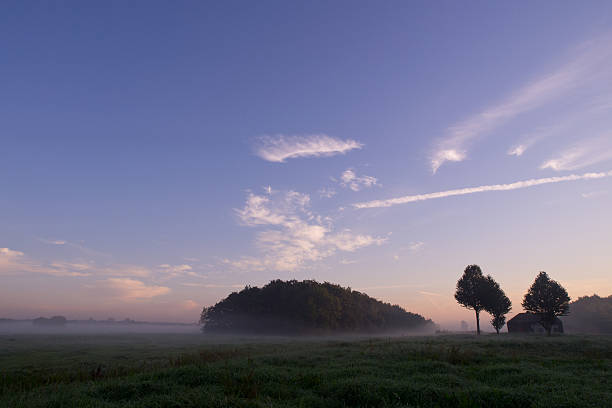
[353,171,612,209]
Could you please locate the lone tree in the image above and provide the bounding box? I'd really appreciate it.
[483,276,512,334]
[522,271,570,335]
[455,265,489,335]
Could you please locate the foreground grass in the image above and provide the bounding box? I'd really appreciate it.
[1,333,611,407]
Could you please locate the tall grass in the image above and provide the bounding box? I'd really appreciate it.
[1,333,611,407]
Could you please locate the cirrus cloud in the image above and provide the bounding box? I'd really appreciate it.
[541,137,612,171]
[0,248,24,258]
[339,169,378,191]
[0,248,157,278]
[0,248,91,277]
[431,33,612,172]
[99,278,170,300]
[255,134,362,163]
[158,264,195,278]
[39,238,66,245]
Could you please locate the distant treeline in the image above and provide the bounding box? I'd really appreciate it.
[0,317,196,327]
[200,279,435,335]
[32,316,67,326]
[562,295,612,334]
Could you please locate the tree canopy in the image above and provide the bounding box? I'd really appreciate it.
[482,276,512,334]
[455,265,511,334]
[200,279,434,335]
[455,265,489,334]
[522,272,570,335]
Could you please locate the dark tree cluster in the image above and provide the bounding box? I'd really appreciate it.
[200,280,434,335]
[562,294,612,334]
[455,265,511,335]
[455,266,572,335]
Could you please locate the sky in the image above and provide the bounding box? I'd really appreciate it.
[2,1,612,328]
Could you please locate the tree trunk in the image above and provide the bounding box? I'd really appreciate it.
[495,327,500,335]
[475,310,480,335]
[541,317,552,336]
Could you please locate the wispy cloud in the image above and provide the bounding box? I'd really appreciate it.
[318,187,337,199]
[339,169,378,191]
[0,248,155,278]
[431,33,612,172]
[98,278,170,300]
[356,284,420,290]
[541,137,612,171]
[221,258,267,272]
[229,191,385,271]
[431,150,466,173]
[92,264,153,277]
[48,262,93,275]
[0,248,91,277]
[0,248,24,258]
[418,291,443,297]
[236,193,288,226]
[508,144,529,157]
[393,241,424,261]
[41,238,111,258]
[354,170,612,209]
[180,299,199,310]
[39,238,66,245]
[181,282,243,288]
[158,264,195,278]
[507,100,612,157]
[255,134,362,163]
[409,241,424,252]
[581,190,608,199]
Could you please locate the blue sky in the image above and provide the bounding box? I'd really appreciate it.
[2,1,612,327]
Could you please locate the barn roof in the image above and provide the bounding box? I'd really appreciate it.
[508,313,561,324]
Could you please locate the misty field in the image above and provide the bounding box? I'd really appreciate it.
[1,334,611,408]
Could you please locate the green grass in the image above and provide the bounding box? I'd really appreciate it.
[1,333,611,407]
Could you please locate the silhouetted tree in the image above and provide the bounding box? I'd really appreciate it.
[482,276,512,334]
[455,265,490,335]
[522,272,570,335]
[199,307,209,325]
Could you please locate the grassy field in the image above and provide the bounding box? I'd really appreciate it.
[1,333,611,407]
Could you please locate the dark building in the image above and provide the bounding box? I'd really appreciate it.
[507,313,563,334]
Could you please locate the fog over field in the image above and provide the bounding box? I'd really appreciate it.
[0,321,200,335]
[0,322,438,339]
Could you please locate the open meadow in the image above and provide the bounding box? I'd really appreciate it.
[1,333,611,408]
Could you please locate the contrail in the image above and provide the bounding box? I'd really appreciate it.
[353,171,612,209]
